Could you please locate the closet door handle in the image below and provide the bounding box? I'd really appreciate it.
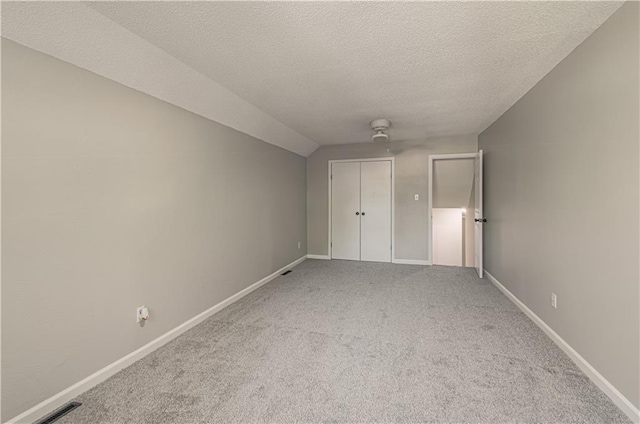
[355,212,360,215]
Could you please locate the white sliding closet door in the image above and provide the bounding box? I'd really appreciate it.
[360,161,392,263]
[331,162,361,260]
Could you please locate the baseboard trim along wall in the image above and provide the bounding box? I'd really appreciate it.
[306,254,331,260]
[392,259,431,265]
[484,270,640,423]
[6,256,307,424]
[306,255,431,265]
[305,256,432,265]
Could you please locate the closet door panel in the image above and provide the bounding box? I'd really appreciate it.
[360,161,392,262]
[331,162,361,260]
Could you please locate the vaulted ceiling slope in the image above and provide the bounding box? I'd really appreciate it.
[2,2,622,156]
[1,2,319,157]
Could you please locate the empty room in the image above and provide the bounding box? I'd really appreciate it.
[1,1,639,423]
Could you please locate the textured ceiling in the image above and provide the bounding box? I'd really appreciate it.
[87,1,622,146]
[2,2,623,153]
[433,159,475,209]
[1,1,319,156]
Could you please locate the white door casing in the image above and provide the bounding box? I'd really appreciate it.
[331,161,361,260]
[360,161,392,263]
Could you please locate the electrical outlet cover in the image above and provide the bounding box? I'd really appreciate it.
[136,306,146,323]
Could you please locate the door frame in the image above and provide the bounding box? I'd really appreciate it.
[328,157,395,261]
[427,152,478,266]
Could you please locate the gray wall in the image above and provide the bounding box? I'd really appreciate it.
[307,135,477,260]
[479,2,639,409]
[2,39,307,421]
[464,181,475,267]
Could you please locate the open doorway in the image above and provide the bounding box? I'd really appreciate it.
[428,152,484,276]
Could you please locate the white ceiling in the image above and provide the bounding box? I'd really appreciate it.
[88,1,622,146]
[2,2,622,155]
[433,159,475,209]
[1,2,319,156]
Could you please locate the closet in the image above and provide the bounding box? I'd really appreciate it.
[330,160,392,262]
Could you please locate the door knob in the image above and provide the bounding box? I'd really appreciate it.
[474,218,486,223]
[361,212,366,216]
[355,212,360,215]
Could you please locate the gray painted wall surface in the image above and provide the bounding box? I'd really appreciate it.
[479,2,639,408]
[2,39,307,421]
[464,181,475,267]
[307,135,477,260]
[432,158,475,209]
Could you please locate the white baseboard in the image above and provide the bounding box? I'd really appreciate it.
[6,256,307,424]
[484,270,640,423]
[392,258,431,265]
[306,255,432,266]
[306,254,330,260]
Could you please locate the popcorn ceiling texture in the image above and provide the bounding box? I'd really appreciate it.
[89,1,622,144]
[2,1,623,155]
[0,2,319,157]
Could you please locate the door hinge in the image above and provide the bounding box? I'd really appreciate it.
[331,174,333,179]
[331,242,332,247]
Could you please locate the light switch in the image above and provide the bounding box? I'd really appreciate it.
[414,194,419,201]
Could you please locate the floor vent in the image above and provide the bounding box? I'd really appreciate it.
[281,270,292,275]
[35,402,82,424]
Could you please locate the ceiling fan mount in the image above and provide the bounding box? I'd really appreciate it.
[370,118,391,142]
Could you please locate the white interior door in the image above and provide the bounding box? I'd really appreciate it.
[474,150,484,278]
[360,161,392,263]
[331,162,361,260]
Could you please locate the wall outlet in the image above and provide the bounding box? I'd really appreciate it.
[551,293,557,309]
[414,194,419,201]
[297,241,301,249]
[136,306,149,323]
